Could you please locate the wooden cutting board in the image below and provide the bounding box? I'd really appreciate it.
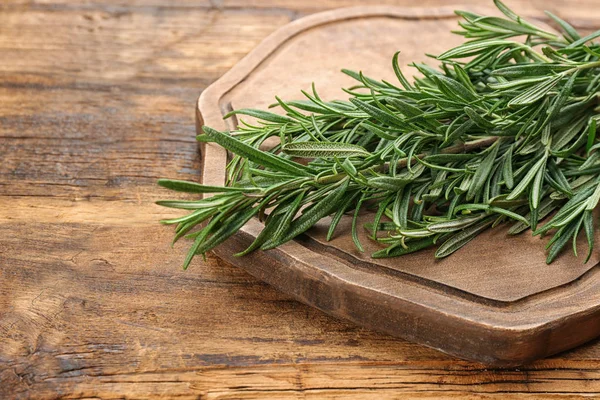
[196,5,600,366]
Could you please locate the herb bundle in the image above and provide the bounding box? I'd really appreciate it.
[159,0,600,269]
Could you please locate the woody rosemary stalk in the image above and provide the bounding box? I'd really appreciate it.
[159,0,600,269]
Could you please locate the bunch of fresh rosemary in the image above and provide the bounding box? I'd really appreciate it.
[159,0,600,269]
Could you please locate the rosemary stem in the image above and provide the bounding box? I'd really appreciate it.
[577,60,600,71]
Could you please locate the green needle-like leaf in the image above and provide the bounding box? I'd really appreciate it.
[282,141,370,158]
[507,152,548,200]
[509,74,563,106]
[224,108,297,124]
[271,179,350,246]
[545,11,580,42]
[467,142,499,200]
[202,126,314,177]
[158,179,259,194]
[261,191,306,250]
[435,218,495,258]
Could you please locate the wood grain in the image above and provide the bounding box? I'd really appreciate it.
[2,0,600,398]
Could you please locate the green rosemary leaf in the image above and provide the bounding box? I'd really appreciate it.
[223,108,297,124]
[508,74,563,106]
[565,29,600,49]
[547,160,573,196]
[351,194,367,252]
[434,75,479,103]
[284,100,332,114]
[587,118,597,153]
[160,208,210,225]
[536,185,595,234]
[502,145,515,189]
[492,64,570,78]
[427,215,485,233]
[572,215,585,257]
[455,203,529,224]
[583,210,594,263]
[552,114,588,152]
[470,16,547,37]
[530,159,546,210]
[392,185,411,229]
[282,141,370,158]
[279,99,311,123]
[386,97,440,130]
[443,119,474,146]
[392,51,413,90]
[182,204,234,270]
[370,195,392,240]
[467,142,499,200]
[372,236,437,258]
[271,179,350,246]
[411,184,428,221]
[261,191,305,250]
[545,11,580,42]
[506,152,548,200]
[453,64,476,93]
[327,191,360,241]
[552,118,594,158]
[438,39,514,60]
[156,195,232,210]
[493,0,519,21]
[546,219,580,263]
[362,121,397,140]
[585,182,600,211]
[435,217,495,258]
[509,198,557,235]
[340,158,358,177]
[203,126,313,177]
[172,210,217,245]
[196,135,213,143]
[368,175,413,191]
[539,71,578,134]
[235,211,283,256]
[347,69,389,91]
[157,179,258,194]
[464,107,494,129]
[349,98,407,128]
[195,201,263,255]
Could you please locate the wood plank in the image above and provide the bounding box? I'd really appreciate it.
[0,6,290,199]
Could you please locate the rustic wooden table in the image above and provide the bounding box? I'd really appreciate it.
[1,0,600,398]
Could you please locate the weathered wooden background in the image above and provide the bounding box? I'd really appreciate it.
[1,0,600,398]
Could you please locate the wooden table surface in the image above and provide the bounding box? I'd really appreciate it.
[1,0,600,398]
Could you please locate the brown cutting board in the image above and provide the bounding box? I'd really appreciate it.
[196,5,600,366]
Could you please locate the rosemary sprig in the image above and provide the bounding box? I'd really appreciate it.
[159,0,600,269]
